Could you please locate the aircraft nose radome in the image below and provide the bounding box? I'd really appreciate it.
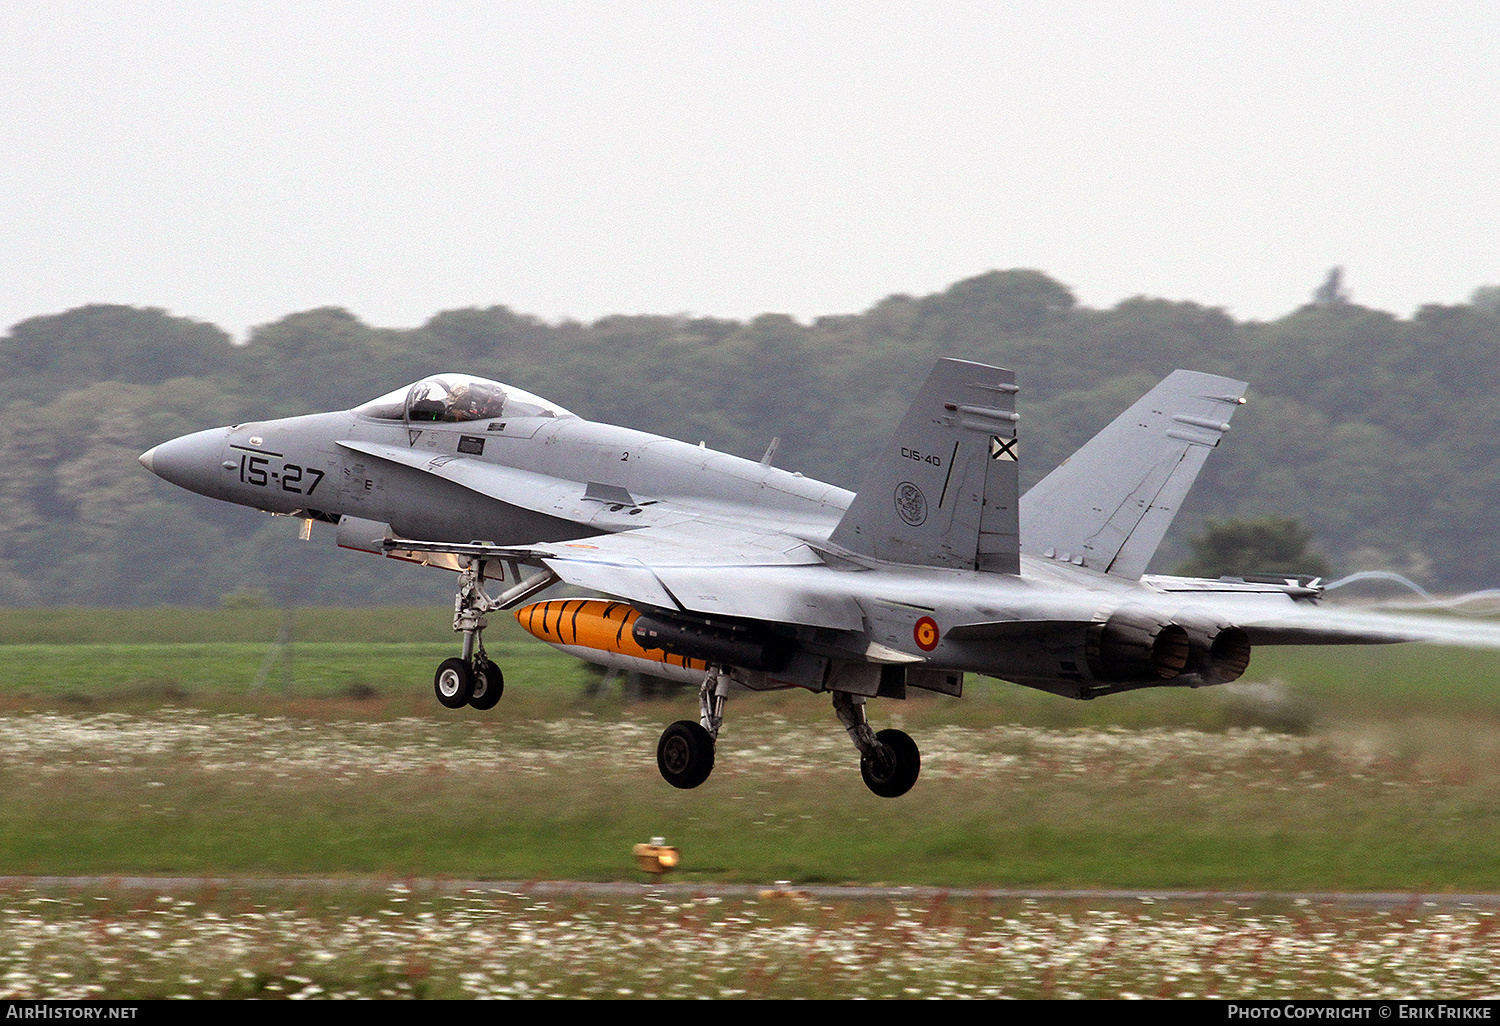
[137,428,227,497]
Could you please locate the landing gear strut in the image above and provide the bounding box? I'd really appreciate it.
[834,691,921,797]
[655,668,730,788]
[432,558,554,710]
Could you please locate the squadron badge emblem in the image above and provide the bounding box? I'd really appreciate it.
[894,481,927,527]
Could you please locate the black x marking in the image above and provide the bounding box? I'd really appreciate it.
[990,435,1018,461]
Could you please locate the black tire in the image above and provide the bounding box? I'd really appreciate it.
[657,720,715,789]
[434,658,473,709]
[468,659,504,710]
[860,728,921,798]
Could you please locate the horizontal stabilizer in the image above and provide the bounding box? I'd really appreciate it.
[1242,625,1410,646]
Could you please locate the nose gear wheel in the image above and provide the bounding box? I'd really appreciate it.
[468,658,504,709]
[434,658,473,709]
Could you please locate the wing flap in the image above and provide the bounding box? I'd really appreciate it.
[531,520,822,568]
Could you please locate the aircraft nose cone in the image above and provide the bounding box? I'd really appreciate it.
[138,428,229,499]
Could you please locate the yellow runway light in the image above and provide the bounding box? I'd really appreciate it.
[632,837,680,875]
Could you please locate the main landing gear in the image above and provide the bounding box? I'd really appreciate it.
[432,557,556,711]
[655,669,730,789]
[653,670,922,798]
[834,691,921,798]
[657,720,715,789]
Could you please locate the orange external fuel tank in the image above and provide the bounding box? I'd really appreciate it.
[514,599,711,683]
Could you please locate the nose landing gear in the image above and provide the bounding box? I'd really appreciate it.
[436,656,505,709]
[431,556,553,710]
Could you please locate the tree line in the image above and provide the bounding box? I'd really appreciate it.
[2,268,1497,605]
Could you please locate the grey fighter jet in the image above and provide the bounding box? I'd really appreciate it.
[139,359,1406,797]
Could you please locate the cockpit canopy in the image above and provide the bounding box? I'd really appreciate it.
[354,374,574,423]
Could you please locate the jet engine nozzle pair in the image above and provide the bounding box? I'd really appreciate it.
[1088,610,1250,685]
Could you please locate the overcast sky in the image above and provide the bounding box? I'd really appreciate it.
[2,2,1496,338]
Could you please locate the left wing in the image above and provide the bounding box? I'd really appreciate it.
[339,435,867,628]
[497,522,868,632]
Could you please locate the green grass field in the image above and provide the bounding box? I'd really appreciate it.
[4,607,1500,891]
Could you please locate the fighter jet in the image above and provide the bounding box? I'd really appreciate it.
[139,359,1406,797]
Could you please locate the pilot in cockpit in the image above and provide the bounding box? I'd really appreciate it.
[448,381,507,421]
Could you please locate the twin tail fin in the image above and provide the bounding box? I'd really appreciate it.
[831,361,1247,580]
[830,358,1020,573]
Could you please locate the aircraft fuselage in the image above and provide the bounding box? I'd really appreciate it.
[144,409,852,551]
[141,399,1227,701]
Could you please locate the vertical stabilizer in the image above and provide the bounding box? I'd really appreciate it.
[1019,370,1247,579]
[831,359,1020,573]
